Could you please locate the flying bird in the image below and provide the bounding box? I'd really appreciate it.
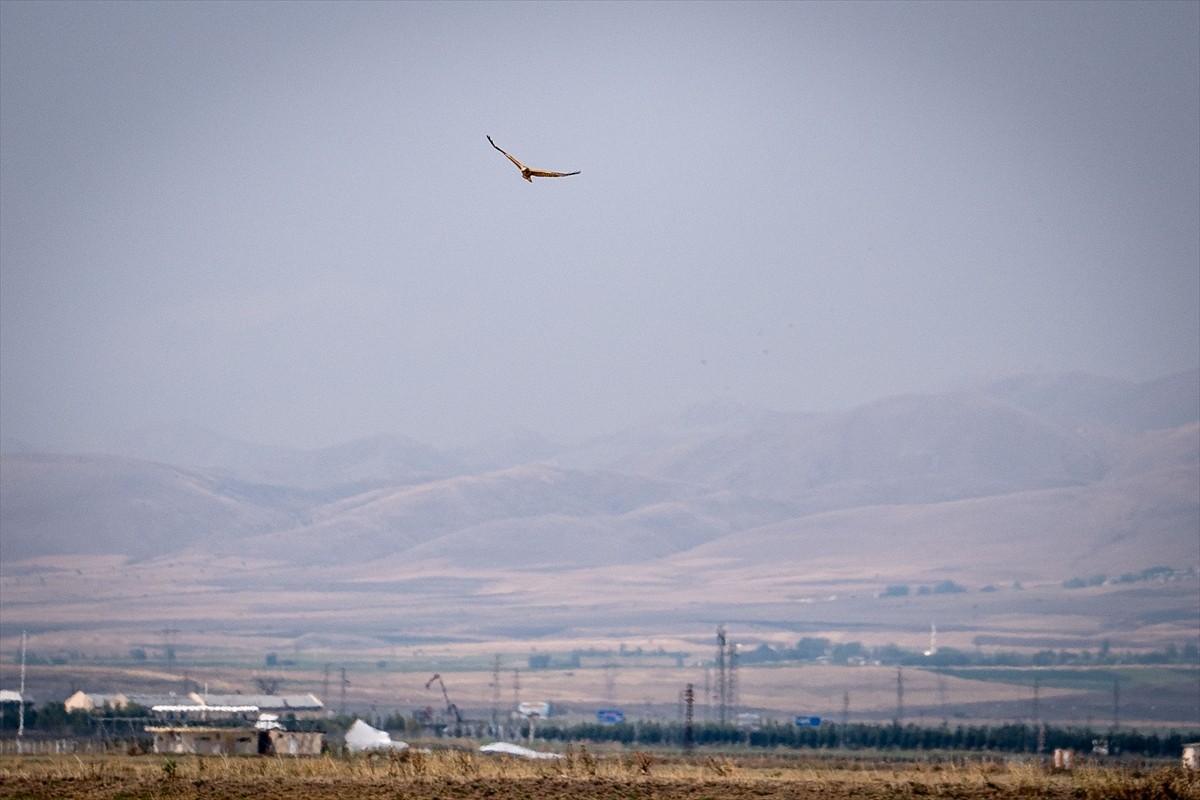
[488,136,580,182]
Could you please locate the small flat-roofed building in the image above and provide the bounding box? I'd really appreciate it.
[148,726,258,755]
[147,726,323,756]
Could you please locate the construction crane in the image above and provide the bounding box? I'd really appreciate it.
[424,673,462,724]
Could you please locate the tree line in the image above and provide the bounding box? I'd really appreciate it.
[532,719,1198,757]
[737,637,1200,667]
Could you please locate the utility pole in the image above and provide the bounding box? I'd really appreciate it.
[1112,676,1120,731]
[728,643,739,713]
[340,668,349,716]
[683,683,695,753]
[1032,678,1041,753]
[840,691,850,748]
[18,632,26,744]
[716,625,728,725]
[491,655,501,733]
[894,666,904,727]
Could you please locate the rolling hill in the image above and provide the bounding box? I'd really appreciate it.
[0,369,1195,651]
[0,453,309,560]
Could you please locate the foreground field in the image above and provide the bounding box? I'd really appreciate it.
[1,751,1197,800]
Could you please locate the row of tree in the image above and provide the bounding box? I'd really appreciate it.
[0,702,123,733]
[532,719,1197,757]
[737,637,1200,667]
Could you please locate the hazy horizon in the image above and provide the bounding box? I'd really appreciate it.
[1,364,1196,457]
[3,1,1198,452]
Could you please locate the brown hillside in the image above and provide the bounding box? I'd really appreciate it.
[0,453,302,560]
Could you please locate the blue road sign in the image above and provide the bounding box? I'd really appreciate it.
[794,716,822,727]
[596,709,625,724]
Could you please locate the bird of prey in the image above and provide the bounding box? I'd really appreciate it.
[488,136,580,182]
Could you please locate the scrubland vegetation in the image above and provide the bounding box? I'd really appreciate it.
[1,749,1197,799]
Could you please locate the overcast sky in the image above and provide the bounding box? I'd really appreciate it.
[2,1,1197,451]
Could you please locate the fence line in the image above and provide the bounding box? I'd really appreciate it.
[0,737,140,755]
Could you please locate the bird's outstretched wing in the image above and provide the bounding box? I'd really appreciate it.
[527,168,581,178]
[487,135,527,171]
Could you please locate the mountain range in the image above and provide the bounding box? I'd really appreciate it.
[2,369,1196,579]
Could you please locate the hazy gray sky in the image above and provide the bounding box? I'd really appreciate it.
[2,1,1197,450]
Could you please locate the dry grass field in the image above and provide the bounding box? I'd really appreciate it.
[1,750,1198,800]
